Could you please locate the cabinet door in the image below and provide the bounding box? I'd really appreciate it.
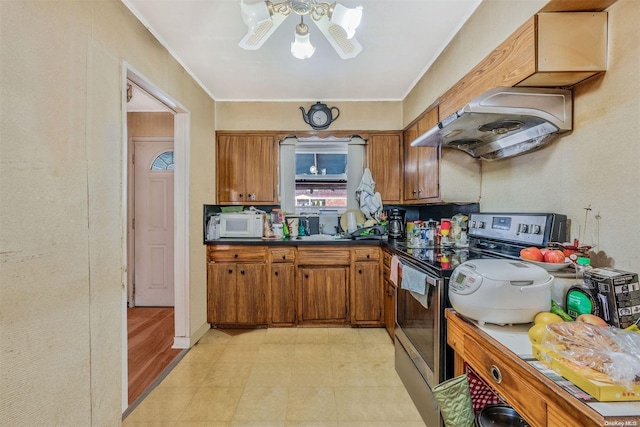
[299,267,348,323]
[236,262,267,324]
[415,109,439,201]
[403,108,439,202]
[368,134,402,204]
[402,123,420,202]
[207,263,237,324]
[270,263,296,325]
[244,135,277,203]
[217,135,246,203]
[384,281,396,340]
[352,262,382,325]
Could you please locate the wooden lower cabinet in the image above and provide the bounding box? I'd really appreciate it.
[383,280,396,339]
[299,267,349,324]
[207,262,267,325]
[351,247,383,326]
[270,248,296,326]
[382,248,395,339]
[207,244,385,328]
[446,309,620,427]
[207,245,268,326]
[351,261,381,325]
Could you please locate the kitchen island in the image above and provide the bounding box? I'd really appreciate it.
[446,309,640,427]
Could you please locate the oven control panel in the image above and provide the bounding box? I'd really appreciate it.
[468,213,567,246]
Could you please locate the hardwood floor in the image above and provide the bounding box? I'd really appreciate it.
[127,307,182,405]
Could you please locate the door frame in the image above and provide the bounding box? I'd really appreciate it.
[121,63,191,411]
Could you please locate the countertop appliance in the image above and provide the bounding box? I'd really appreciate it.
[393,211,566,426]
[218,212,264,238]
[387,208,406,240]
[410,87,573,160]
[449,259,553,325]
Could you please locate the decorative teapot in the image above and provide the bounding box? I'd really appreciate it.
[300,102,340,130]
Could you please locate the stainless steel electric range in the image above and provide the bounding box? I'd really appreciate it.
[393,212,567,426]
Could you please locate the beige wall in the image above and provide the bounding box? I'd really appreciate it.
[215,100,401,131]
[402,0,548,125]
[403,0,639,272]
[0,1,214,425]
[480,0,640,272]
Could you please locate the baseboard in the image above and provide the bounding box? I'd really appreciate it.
[172,321,210,349]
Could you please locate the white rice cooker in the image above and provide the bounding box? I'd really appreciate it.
[449,259,554,325]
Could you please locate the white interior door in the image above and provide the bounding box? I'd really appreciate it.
[134,140,174,306]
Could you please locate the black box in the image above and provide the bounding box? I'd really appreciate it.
[584,268,640,328]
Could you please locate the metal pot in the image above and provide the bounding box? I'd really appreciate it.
[475,404,531,427]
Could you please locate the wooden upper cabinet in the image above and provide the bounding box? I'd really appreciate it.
[403,107,439,203]
[216,134,277,204]
[439,12,608,119]
[367,134,402,204]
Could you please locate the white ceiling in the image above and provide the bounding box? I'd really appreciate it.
[122,0,482,102]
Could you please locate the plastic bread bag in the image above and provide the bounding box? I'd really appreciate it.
[541,321,640,390]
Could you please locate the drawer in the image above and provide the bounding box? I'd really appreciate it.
[208,245,267,262]
[353,247,380,262]
[270,248,296,263]
[465,336,547,427]
[383,265,391,281]
[297,247,350,265]
[382,250,392,268]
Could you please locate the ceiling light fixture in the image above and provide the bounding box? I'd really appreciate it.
[291,17,315,59]
[239,0,363,59]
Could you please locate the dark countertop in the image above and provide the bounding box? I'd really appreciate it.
[205,236,384,246]
[205,237,467,278]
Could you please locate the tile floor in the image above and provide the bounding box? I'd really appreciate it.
[123,327,427,427]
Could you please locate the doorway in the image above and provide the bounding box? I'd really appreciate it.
[122,67,191,411]
[133,137,175,306]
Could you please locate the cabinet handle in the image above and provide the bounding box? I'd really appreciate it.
[240,270,245,275]
[248,193,256,200]
[274,271,279,276]
[490,365,502,384]
[412,190,417,195]
[366,254,370,259]
[228,269,233,274]
[358,269,362,274]
[304,274,309,279]
[239,193,243,198]
[282,255,286,260]
[234,253,238,258]
[417,189,422,194]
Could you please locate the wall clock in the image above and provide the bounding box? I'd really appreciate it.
[300,102,340,130]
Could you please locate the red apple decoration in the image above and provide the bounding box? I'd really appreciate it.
[543,250,566,264]
[576,314,608,327]
[520,247,544,262]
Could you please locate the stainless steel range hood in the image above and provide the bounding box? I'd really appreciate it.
[411,87,572,160]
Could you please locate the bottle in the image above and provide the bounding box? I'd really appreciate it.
[575,256,592,280]
[566,257,598,320]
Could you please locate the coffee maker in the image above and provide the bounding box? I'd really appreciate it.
[387,208,406,240]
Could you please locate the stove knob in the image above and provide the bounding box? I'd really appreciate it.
[470,220,477,228]
[478,221,485,229]
[530,224,541,234]
[518,224,529,233]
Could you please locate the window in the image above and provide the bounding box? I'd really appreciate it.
[150,151,174,170]
[294,143,348,213]
[279,137,364,214]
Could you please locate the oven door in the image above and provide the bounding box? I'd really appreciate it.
[395,276,443,388]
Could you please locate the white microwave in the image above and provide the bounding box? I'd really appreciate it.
[218,213,264,238]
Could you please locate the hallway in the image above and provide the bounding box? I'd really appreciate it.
[123,327,425,426]
[128,307,183,405]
